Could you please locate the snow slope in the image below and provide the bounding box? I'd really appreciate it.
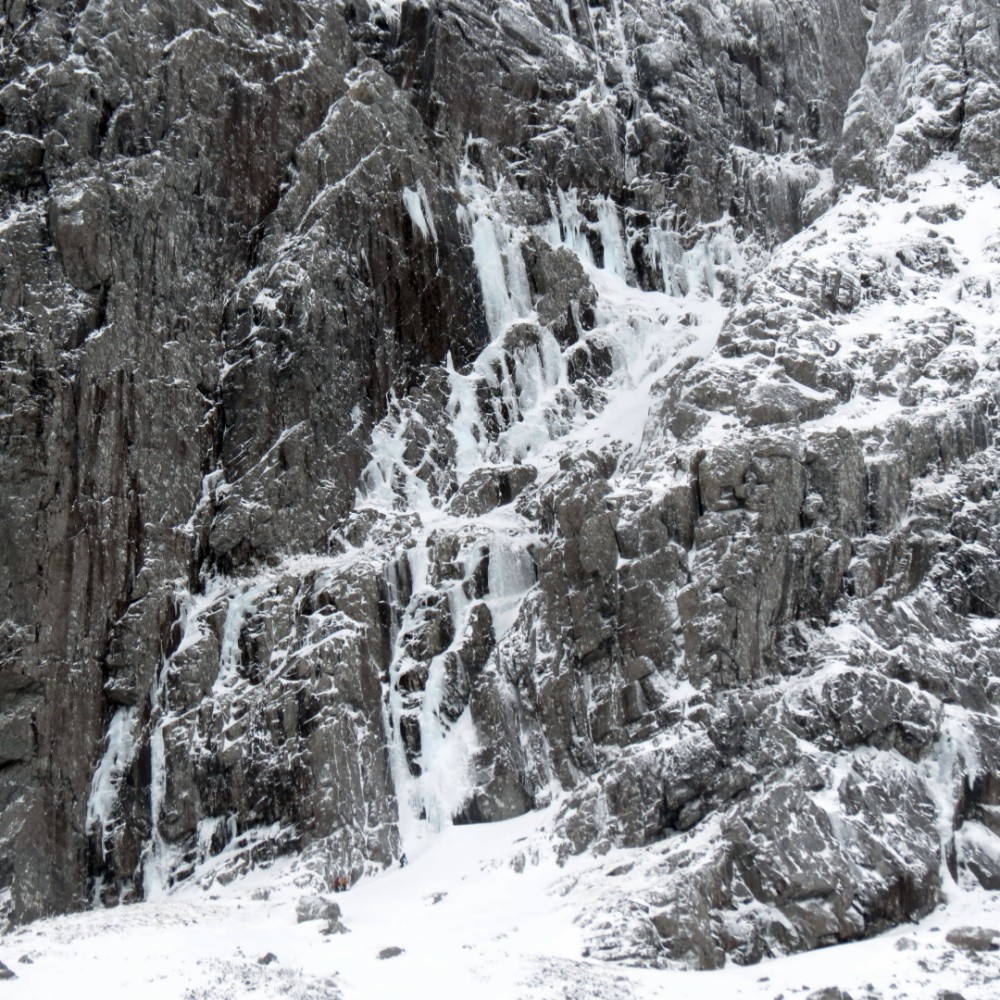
[3,805,999,998]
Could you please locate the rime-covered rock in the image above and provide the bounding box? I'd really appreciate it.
[296,896,342,925]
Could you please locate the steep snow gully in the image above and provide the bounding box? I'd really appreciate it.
[3,0,1000,996]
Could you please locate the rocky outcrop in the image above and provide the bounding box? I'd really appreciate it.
[836,0,1000,187]
[3,0,1000,977]
[1,0,366,923]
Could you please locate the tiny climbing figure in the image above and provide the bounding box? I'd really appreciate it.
[332,875,342,893]
[339,876,349,892]
[398,853,408,868]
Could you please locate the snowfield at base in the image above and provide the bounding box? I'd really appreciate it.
[4,808,998,999]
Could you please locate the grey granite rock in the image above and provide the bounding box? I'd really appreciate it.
[945,926,1000,952]
[3,0,1000,981]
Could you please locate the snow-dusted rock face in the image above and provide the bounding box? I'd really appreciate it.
[2,0,1000,972]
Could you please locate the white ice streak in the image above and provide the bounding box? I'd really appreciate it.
[359,394,434,514]
[482,326,568,466]
[546,187,595,266]
[215,579,270,696]
[925,707,986,893]
[485,533,537,636]
[594,195,628,280]
[445,351,489,482]
[138,574,271,897]
[402,181,437,243]
[382,545,435,838]
[456,160,532,339]
[143,658,170,901]
[413,709,481,830]
[86,705,139,867]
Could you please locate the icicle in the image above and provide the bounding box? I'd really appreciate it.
[554,188,595,265]
[456,151,533,340]
[595,196,628,280]
[214,580,269,695]
[543,194,563,246]
[556,0,574,34]
[356,392,435,515]
[490,328,568,464]
[381,541,435,843]
[402,180,438,245]
[645,227,688,295]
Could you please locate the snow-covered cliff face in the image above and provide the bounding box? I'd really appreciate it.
[2,0,1000,969]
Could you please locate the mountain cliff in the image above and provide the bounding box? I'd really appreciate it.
[2,0,1000,974]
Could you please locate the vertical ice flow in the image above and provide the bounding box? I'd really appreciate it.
[87,705,139,864]
[143,656,169,900]
[595,196,628,280]
[554,188,595,266]
[414,579,475,831]
[486,534,537,637]
[457,152,532,340]
[383,543,431,842]
[462,212,532,339]
[644,227,689,295]
[214,580,269,694]
[492,327,570,463]
[363,159,746,865]
[446,353,488,483]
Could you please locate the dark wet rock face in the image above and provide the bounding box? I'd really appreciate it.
[3,0,1000,976]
